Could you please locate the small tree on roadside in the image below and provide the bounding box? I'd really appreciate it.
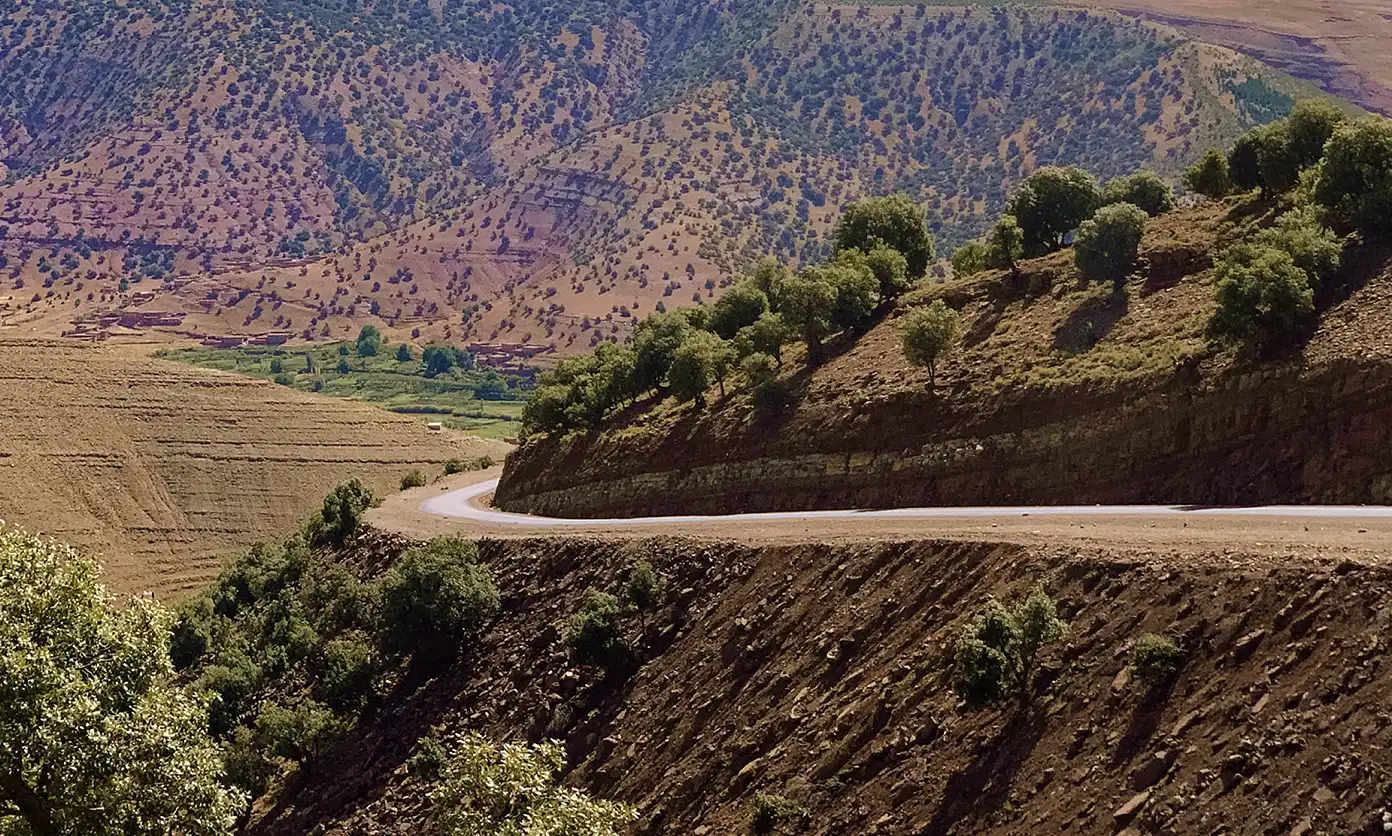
[1207,244,1314,346]
[565,590,629,672]
[900,300,959,386]
[1182,149,1232,199]
[669,331,735,406]
[1074,202,1148,285]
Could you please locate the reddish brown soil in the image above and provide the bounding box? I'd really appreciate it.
[249,533,1392,835]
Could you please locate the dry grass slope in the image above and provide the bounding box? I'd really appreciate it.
[0,338,508,596]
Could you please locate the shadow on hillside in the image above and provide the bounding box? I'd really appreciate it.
[1314,235,1392,314]
[1053,287,1128,354]
[924,708,1046,833]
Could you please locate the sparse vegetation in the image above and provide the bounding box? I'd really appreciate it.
[401,469,428,490]
[900,301,960,386]
[566,590,630,672]
[1183,149,1234,199]
[1074,203,1148,285]
[1131,633,1186,690]
[751,793,809,835]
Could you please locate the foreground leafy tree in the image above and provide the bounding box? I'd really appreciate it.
[1286,99,1347,168]
[1005,166,1102,255]
[0,529,242,835]
[1183,149,1233,199]
[823,262,882,333]
[1208,244,1314,345]
[734,312,795,365]
[305,478,379,548]
[1255,208,1342,283]
[1227,130,1265,193]
[708,282,769,340]
[1251,121,1302,195]
[954,585,1067,709]
[1074,202,1148,285]
[985,215,1026,274]
[1101,170,1173,216]
[422,732,635,836]
[900,301,960,386]
[832,194,935,278]
[380,537,500,652]
[669,330,736,406]
[779,272,837,365]
[1315,116,1392,234]
[632,310,694,393]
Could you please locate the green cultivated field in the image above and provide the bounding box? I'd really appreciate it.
[157,343,530,440]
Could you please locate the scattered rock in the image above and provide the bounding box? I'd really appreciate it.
[1113,790,1151,825]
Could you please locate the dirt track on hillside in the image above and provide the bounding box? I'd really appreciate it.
[0,338,510,597]
[370,468,1392,567]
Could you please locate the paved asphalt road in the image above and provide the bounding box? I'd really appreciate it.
[423,478,1392,526]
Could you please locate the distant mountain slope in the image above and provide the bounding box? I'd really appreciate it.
[0,0,1345,354]
[0,338,506,596]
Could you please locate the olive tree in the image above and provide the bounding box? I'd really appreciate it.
[421,732,635,836]
[950,240,988,277]
[1074,202,1147,285]
[1314,116,1392,234]
[1182,149,1232,199]
[708,282,768,339]
[779,271,837,366]
[669,330,735,406]
[832,194,935,278]
[985,215,1025,275]
[1286,99,1346,168]
[0,529,243,836]
[734,311,795,365]
[900,300,960,385]
[1004,166,1102,255]
[1101,170,1174,216]
[1208,244,1314,345]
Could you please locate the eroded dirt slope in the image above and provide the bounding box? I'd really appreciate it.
[0,338,507,596]
[252,534,1392,836]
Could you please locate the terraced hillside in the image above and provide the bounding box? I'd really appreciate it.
[0,0,1335,355]
[0,338,507,596]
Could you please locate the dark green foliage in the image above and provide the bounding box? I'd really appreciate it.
[709,282,770,339]
[669,331,735,407]
[521,343,637,436]
[751,256,788,310]
[824,262,882,333]
[1255,209,1342,283]
[862,244,914,300]
[1101,170,1173,216]
[356,326,382,357]
[832,194,935,278]
[396,344,413,362]
[1130,633,1185,690]
[407,727,451,783]
[954,586,1066,709]
[380,537,501,652]
[254,699,341,762]
[1074,202,1147,284]
[1208,244,1314,345]
[1227,131,1264,192]
[742,352,790,414]
[1314,117,1392,234]
[751,793,809,835]
[1252,121,1301,194]
[779,272,837,366]
[985,216,1025,273]
[1006,166,1102,255]
[315,632,377,712]
[1286,99,1346,168]
[1182,149,1232,199]
[401,469,428,490]
[306,479,379,549]
[734,312,794,365]
[565,590,629,671]
[422,344,470,378]
[633,310,694,393]
[622,560,665,613]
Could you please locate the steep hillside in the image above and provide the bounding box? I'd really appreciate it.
[0,0,1333,354]
[241,533,1392,835]
[497,198,1392,516]
[0,337,507,595]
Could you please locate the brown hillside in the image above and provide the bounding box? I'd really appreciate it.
[0,338,507,596]
[497,199,1392,516]
[250,534,1392,835]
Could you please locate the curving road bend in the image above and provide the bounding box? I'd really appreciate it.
[365,469,1392,561]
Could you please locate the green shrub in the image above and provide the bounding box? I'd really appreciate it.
[302,560,378,636]
[396,343,412,362]
[900,300,959,385]
[1314,116,1392,234]
[443,458,466,475]
[1005,166,1102,255]
[824,261,882,333]
[950,240,988,277]
[1183,149,1232,199]
[779,272,837,366]
[170,594,220,671]
[356,325,382,357]
[194,648,264,738]
[633,310,693,393]
[669,331,736,407]
[1130,633,1185,689]
[401,469,427,490]
[953,585,1066,709]
[751,255,788,310]
[743,352,791,414]
[565,590,629,671]
[1208,244,1314,345]
[985,215,1025,273]
[751,793,809,835]
[1255,208,1342,283]
[1286,99,1347,168]
[408,727,451,782]
[734,312,795,365]
[1074,202,1147,284]
[254,699,341,761]
[622,560,665,613]
[305,479,379,549]
[1101,170,1174,216]
[380,537,500,652]
[1227,130,1264,192]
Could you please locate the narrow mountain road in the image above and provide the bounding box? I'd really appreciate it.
[366,469,1392,563]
